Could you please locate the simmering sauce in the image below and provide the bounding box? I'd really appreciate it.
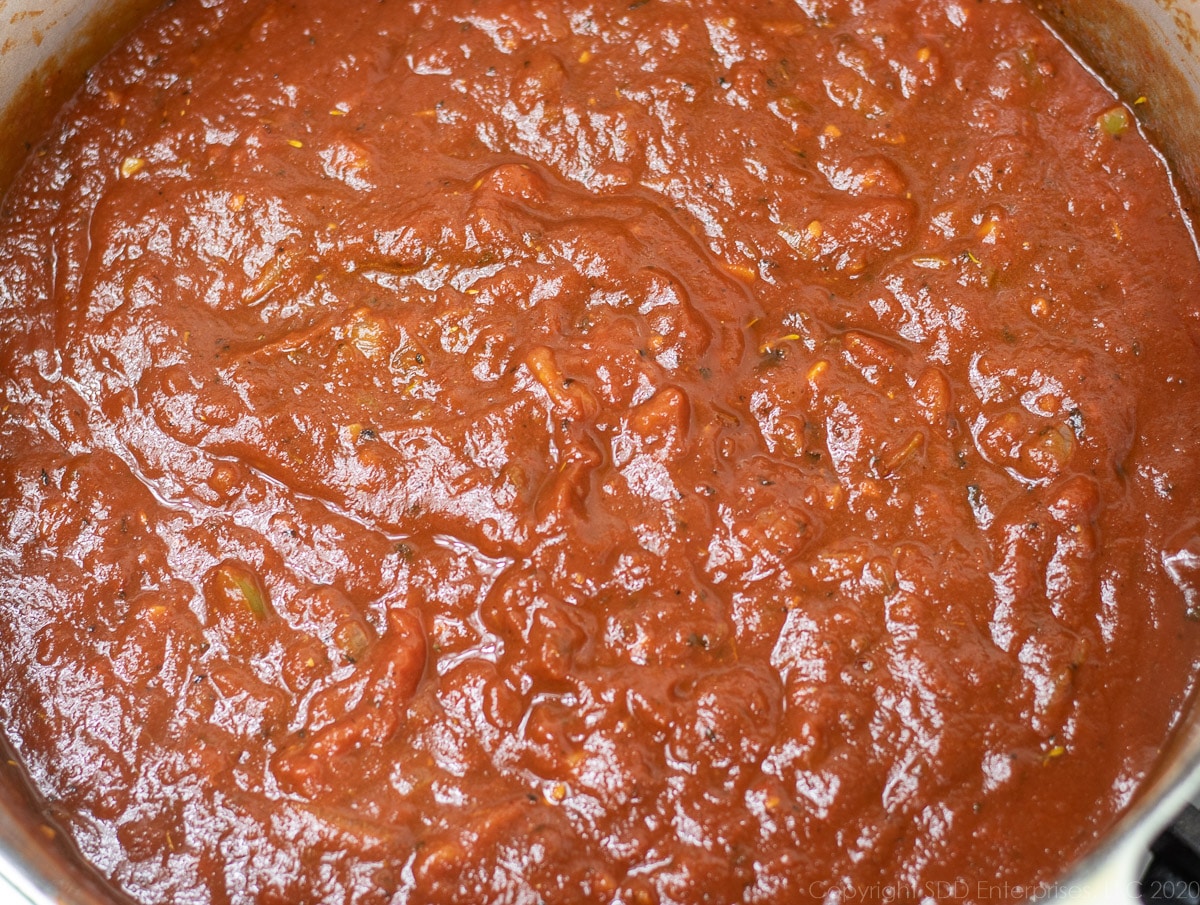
[2,0,1200,902]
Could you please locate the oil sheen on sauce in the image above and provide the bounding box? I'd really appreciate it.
[2,1,1200,903]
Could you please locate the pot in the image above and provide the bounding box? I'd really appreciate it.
[0,1,1198,903]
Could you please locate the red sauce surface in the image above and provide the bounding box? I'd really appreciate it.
[3,1,1200,902]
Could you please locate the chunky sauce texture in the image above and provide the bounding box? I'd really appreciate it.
[3,0,1200,902]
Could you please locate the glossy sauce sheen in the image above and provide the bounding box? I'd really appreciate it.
[2,0,1200,902]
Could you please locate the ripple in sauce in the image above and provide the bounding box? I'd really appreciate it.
[2,0,1200,903]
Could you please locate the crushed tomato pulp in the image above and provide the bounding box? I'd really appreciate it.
[2,0,1200,903]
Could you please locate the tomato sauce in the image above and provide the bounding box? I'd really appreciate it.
[2,0,1200,902]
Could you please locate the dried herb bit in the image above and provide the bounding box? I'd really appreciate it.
[758,346,786,368]
[348,423,378,443]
